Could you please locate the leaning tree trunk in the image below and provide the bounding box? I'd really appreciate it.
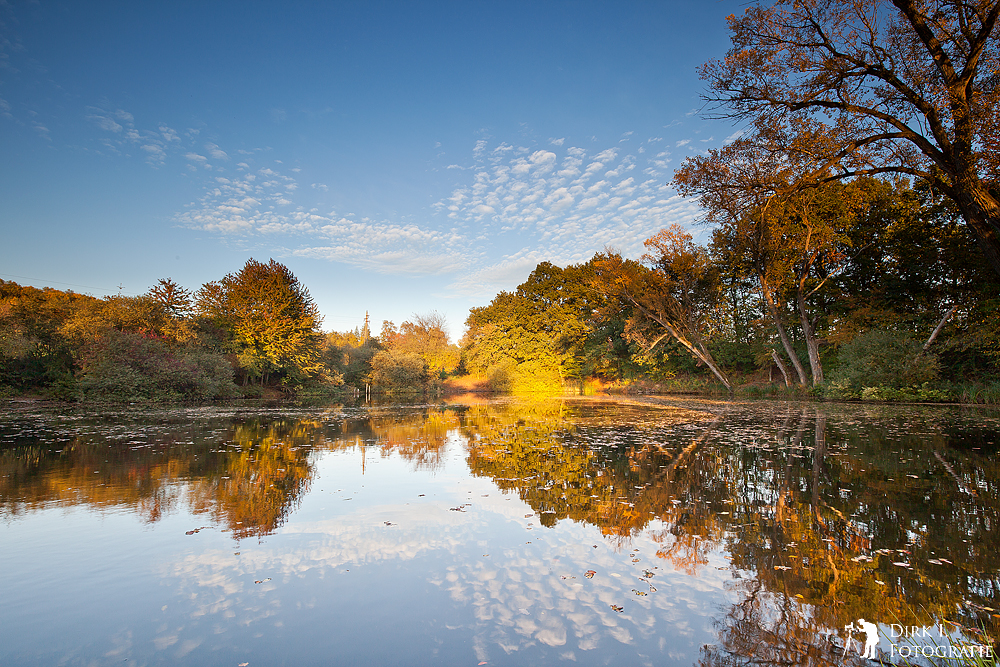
[759,274,808,386]
[795,278,823,387]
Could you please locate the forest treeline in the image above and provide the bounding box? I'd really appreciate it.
[0,258,466,401]
[2,176,997,403]
[464,177,999,401]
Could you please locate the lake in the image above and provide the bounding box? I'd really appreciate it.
[1,396,998,666]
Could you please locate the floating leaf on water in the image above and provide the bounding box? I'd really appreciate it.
[774,565,791,570]
[632,589,647,596]
[875,580,886,585]
[631,558,640,563]
[928,559,942,565]
[649,585,657,592]
[643,570,654,578]
[892,562,910,567]
[239,663,249,666]
[561,575,576,580]
[610,605,624,613]
[584,570,596,579]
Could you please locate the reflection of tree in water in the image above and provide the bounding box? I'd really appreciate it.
[367,408,458,470]
[1,400,998,657]
[0,406,464,539]
[187,419,317,540]
[462,400,1000,661]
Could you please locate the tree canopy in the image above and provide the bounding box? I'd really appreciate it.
[701,0,1000,275]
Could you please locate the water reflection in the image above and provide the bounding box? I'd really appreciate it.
[0,399,997,665]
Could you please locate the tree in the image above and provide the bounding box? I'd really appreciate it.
[196,259,324,386]
[592,226,733,390]
[676,124,876,387]
[702,0,1000,276]
[390,312,460,376]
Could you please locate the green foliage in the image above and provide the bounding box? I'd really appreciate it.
[196,259,324,387]
[858,383,952,403]
[368,349,427,392]
[77,330,236,401]
[322,332,379,388]
[828,330,941,393]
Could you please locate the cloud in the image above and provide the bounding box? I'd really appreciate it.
[177,164,472,276]
[430,139,703,299]
[173,133,705,299]
[206,143,229,160]
[87,114,123,133]
[675,139,690,148]
[723,130,744,145]
[160,126,181,142]
[549,137,565,146]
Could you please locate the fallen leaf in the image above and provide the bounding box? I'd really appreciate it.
[584,570,596,579]
[610,604,624,613]
[632,589,647,596]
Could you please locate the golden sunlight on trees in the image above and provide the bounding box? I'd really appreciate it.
[592,227,732,390]
[701,0,1000,276]
[196,258,333,388]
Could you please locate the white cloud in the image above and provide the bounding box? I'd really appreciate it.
[675,139,690,148]
[87,114,123,133]
[723,130,744,145]
[549,137,565,146]
[206,143,229,160]
[186,152,207,162]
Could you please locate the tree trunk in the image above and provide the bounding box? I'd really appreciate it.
[795,278,823,386]
[631,300,733,391]
[759,275,809,386]
[952,173,1000,278]
[771,349,791,387]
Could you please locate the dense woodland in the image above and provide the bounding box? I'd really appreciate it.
[4,0,1000,403]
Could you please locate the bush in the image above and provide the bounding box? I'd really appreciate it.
[859,383,952,402]
[485,359,515,393]
[368,350,427,392]
[829,330,940,392]
[78,330,236,401]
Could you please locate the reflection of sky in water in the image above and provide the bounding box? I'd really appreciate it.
[1,429,729,666]
[150,441,730,665]
[2,400,998,666]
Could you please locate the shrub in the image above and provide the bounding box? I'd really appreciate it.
[829,330,941,392]
[368,350,427,392]
[78,330,236,401]
[485,358,515,393]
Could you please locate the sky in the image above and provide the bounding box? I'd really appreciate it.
[1,0,746,341]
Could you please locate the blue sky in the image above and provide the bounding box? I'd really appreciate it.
[1,0,744,340]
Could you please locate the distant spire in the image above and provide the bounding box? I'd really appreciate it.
[361,311,371,343]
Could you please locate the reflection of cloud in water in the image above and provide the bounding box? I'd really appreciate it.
[158,482,727,661]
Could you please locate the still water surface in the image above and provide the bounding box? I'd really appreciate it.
[1,397,998,666]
